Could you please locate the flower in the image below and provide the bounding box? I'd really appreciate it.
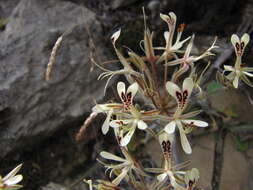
[223,33,253,88]
[99,149,146,186]
[184,168,200,190]
[165,78,208,154]
[0,164,23,190]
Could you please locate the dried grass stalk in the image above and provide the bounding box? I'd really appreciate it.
[45,35,63,81]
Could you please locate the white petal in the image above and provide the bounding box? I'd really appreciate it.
[111,29,121,44]
[109,120,130,128]
[3,164,22,181]
[137,120,148,130]
[164,121,176,134]
[4,175,23,186]
[126,82,139,99]
[160,13,170,22]
[231,34,239,47]
[184,35,194,58]
[102,110,113,135]
[112,167,129,186]
[117,81,126,99]
[166,81,182,100]
[157,173,167,182]
[182,77,194,97]
[100,151,126,162]
[158,132,174,145]
[241,33,250,47]
[233,76,239,88]
[177,122,192,154]
[243,71,253,77]
[169,12,177,22]
[164,31,169,41]
[224,65,235,72]
[167,171,185,190]
[182,119,208,127]
[120,127,136,146]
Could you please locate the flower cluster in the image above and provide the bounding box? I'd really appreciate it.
[81,10,251,190]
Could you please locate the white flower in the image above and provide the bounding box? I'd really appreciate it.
[184,168,200,190]
[165,78,208,154]
[109,107,148,147]
[0,164,23,190]
[231,33,249,57]
[99,149,146,186]
[117,81,139,110]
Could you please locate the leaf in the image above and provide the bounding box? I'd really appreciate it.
[233,135,249,152]
[207,81,223,94]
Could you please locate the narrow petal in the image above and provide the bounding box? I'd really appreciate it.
[111,29,121,44]
[224,65,235,72]
[4,175,23,186]
[166,81,182,101]
[100,151,126,162]
[112,167,129,186]
[109,120,130,128]
[182,120,208,127]
[102,110,113,135]
[164,121,176,134]
[120,127,136,146]
[137,120,148,130]
[233,76,239,88]
[160,13,170,22]
[126,82,139,99]
[243,71,253,77]
[3,164,22,181]
[117,81,126,100]
[177,121,192,154]
[157,173,167,182]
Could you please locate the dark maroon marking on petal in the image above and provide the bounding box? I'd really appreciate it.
[176,91,183,102]
[236,43,240,52]
[126,92,132,102]
[161,140,172,154]
[241,42,245,50]
[121,92,127,102]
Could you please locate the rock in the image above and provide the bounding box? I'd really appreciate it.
[220,134,251,190]
[0,0,114,158]
[182,134,215,190]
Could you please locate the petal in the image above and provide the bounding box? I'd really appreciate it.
[177,121,192,154]
[3,164,22,181]
[184,35,194,58]
[233,76,239,88]
[231,34,239,47]
[243,71,253,77]
[117,81,126,100]
[102,110,113,135]
[112,167,129,186]
[111,29,121,44]
[120,127,136,146]
[164,31,169,41]
[160,13,170,22]
[100,151,126,162]
[126,82,139,99]
[109,120,130,128]
[182,77,194,97]
[167,172,185,190]
[137,120,148,130]
[158,132,174,145]
[166,81,182,100]
[4,175,23,186]
[241,33,250,47]
[224,65,235,72]
[182,120,208,127]
[164,121,176,134]
[157,173,167,182]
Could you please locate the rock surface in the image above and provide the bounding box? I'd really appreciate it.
[0,0,112,158]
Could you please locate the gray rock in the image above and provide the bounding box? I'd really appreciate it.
[0,0,113,158]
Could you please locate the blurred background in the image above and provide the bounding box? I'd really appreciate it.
[0,0,253,189]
